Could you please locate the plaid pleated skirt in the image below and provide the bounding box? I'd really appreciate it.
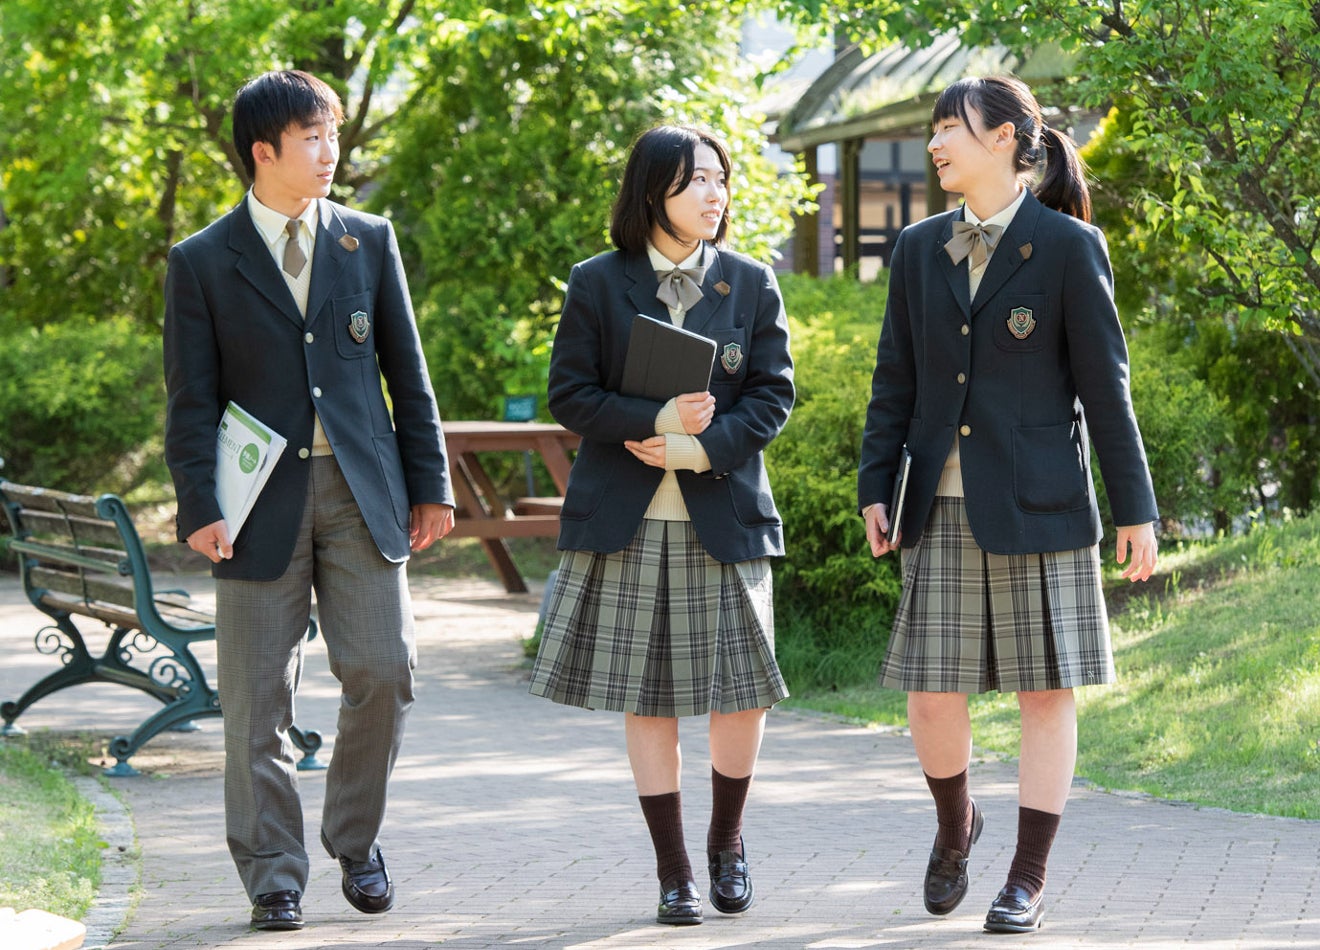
[879,497,1116,694]
[528,519,788,717]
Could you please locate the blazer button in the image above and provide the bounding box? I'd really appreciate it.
[304,332,314,344]
[957,372,966,384]
[960,424,972,437]
[961,324,970,336]
[298,447,311,459]
[312,387,322,398]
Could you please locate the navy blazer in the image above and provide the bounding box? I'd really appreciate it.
[163,197,454,580]
[548,245,794,563]
[857,190,1158,555]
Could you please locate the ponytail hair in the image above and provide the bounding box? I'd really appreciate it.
[932,76,1092,222]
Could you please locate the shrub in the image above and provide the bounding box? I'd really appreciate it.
[0,316,164,495]
[768,272,901,692]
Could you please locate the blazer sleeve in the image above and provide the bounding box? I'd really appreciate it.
[547,261,682,442]
[1063,228,1158,527]
[857,231,917,512]
[693,262,794,476]
[370,219,455,508]
[162,242,225,541]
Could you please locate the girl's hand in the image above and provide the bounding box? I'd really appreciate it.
[864,503,898,558]
[1115,522,1158,582]
[625,435,667,469]
[674,391,715,435]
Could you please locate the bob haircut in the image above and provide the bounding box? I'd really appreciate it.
[932,75,1091,222]
[233,70,345,182]
[610,125,732,253]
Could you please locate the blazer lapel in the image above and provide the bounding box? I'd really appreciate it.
[230,201,304,327]
[304,198,350,330]
[673,244,727,335]
[969,191,1043,316]
[936,210,973,320]
[625,253,671,323]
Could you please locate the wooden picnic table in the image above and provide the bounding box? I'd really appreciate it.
[441,421,580,593]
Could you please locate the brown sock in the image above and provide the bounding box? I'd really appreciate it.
[639,791,692,887]
[924,769,974,851]
[706,768,752,857]
[1006,806,1061,897]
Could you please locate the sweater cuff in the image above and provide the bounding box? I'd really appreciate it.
[655,399,684,435]
[664,433,712,472]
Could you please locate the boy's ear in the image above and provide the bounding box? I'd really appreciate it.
[252,139,278,168]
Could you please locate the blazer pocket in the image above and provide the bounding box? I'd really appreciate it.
[708,325,750,385]
[993,293,1050,354]
[334,292,376,360]
[1012,420,1091,513]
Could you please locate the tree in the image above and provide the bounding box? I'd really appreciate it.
[369,0,817,419]
[773,0,1320,380]
[0,0,444,329]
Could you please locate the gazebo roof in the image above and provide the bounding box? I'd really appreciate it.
[775,33,1076,151]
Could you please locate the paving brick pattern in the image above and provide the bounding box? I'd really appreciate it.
[1,574,1317,949]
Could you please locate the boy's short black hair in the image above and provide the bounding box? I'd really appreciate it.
[232,70,344,181]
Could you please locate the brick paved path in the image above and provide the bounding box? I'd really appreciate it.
[1,574,1317,949]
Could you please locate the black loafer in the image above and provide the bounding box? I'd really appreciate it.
[251,890,304,930]
[708,841,754,914]
[984,883,1046,933]
[657,877,703,925]
[322,831,395,914]
[923,799,984,915]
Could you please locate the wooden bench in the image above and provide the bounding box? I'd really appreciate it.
[512,496,565,517]
[0,480,325,776]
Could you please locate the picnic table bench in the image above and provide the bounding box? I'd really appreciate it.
[0,480,325,776]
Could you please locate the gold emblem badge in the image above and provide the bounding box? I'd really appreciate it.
[339,234,359,252]
[1007,306,1036,340]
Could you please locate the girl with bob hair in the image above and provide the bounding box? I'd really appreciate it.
[530,124,795,927]
[857,76,1159,933]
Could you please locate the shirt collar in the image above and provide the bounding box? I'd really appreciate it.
[247,192,322,248]
[964,185,1028,230]
[647,241,705,272]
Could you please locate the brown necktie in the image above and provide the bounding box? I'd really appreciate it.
[283,218,307,278]
[944,220,1004,271]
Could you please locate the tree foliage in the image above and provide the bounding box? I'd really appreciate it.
[370,1,817,418]
[772,0,1320,379]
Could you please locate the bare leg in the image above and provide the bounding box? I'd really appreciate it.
[907,691,972,778]
[1017,689,1076,812]
[708,707,766,779]
[626,713,681,795]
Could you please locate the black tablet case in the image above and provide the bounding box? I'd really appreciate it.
[620,314,717,401]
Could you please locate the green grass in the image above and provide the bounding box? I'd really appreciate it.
[0,734,104,920]
[788,513,1320,819]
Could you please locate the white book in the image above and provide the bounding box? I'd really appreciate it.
[214,401,286,542]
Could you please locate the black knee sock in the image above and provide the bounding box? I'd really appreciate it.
[924,769,974,851]
[1006,806,1061,896]
[706,767,752,857]
[639,791,692,887]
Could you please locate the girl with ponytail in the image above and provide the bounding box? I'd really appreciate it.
[857,75,1159,934]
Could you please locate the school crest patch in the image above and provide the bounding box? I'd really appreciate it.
[349,310,371,344]
[1007,306,1036,340]
[721,342,744,374]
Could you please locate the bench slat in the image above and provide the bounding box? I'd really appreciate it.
[17,509,127,548]
[30,564,137,610]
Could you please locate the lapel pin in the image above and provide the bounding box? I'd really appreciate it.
[339,234,359,252]
[1019,243,1032,260]
[714,280,730,296]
